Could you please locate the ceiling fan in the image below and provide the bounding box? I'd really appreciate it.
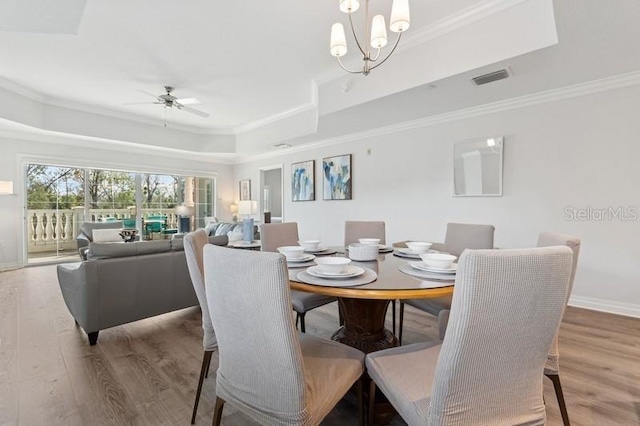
[126,86,210,118]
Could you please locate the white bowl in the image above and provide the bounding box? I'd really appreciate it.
[358,238,381,246]
[314,257,351,274]
[277,246,306,259]
[348,243,379,261]
[298,240,320,250]
[419,253,457,269]
[405,241,433,253]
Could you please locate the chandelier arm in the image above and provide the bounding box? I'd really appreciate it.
[348,11,367,57]
[370,47,382,62]
[370,32,402,71]
[337,56,364,74]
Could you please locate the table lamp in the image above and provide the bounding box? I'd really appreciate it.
[230,203,239,222]
[238,200,258,243]
[175,204,195,233]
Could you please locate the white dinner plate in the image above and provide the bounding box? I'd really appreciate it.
[398,248,440,256]
[303,246,328,253]
[409,261,457,274]
[286,254,316,263]
[306,265,365,279]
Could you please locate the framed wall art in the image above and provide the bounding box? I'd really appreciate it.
[239,179,251,200]
[291,160,315,201]
[323,154,352,200]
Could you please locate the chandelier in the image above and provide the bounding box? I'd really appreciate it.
[330,0,410,76]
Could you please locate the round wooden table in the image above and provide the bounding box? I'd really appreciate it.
[289,251,454,353]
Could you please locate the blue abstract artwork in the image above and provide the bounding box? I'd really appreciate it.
[323,154,352,200]
[291,160,315,201]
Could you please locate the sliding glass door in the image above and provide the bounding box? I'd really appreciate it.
[25,163,215,264]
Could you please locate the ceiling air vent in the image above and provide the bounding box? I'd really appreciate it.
[471,68,510,86]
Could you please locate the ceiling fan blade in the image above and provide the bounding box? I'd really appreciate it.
[124,101,157,106]
[181,105,210,118]
[176,97,201,105]
[137,89,161,100]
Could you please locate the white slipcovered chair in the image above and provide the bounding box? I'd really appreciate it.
[398,222,495,344]
[203,245,365,425]
[366,247,573,425]
[183,230,218,424]
[537,232,581,426]
[261,222,337,332]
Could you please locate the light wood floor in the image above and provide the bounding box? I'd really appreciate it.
[1,265,638,425]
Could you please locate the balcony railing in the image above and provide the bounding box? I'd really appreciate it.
[27,207,179,254]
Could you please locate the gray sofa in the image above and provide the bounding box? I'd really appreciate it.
[76,221,141,258]
[57,235,228,345]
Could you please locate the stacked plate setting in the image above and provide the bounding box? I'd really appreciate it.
[308,257,365,279]
[410,253,458,275]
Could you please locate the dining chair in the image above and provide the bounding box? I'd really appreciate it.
[537,232,581,426]
[261,222,337,332]
[366,247,574,426]
[398,222,495,344]
[183,230,217,424]
[203,245,365,425]
[344,221,386,247]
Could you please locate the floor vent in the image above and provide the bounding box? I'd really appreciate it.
[471,69,510,86]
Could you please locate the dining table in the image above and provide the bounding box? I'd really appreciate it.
[288,248,455,354]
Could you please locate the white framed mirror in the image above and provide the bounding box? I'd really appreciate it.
[453,137,503,196]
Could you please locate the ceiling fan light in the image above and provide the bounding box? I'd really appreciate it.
[390,0,410,32]
[330,23,348,57]
[370,15,388,48]
[339,0,360,13]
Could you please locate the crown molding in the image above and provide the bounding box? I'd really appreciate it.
[315,0,530,85]
[0,128,237,165]
[234,81,319,134]
[236,70,640,164]
[43,96,235,135]
[0,78,46,103]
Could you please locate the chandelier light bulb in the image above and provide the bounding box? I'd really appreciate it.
[390,0,410,32]
[330,23,348,57]
[370,15,388,48]
[339,0,360,14]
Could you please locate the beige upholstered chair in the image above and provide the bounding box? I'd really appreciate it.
[366,247,574,426]
[537,232,581,426]
[261,222,337,332]
[344,221,386,247]
[398,222,495,344]
[203,245,365,425]
[183,230,218,424]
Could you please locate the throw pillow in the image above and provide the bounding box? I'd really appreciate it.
[92,228,123,243]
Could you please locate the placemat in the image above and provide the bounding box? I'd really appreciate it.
[398,263,456,283]
[287,260,316,268]
[295,267,377,287]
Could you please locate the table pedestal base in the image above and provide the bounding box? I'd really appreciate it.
[331,297,398,353]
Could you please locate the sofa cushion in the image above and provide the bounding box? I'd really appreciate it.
[92,228,123,243]
[214,222,238,236]
[81,221,123,240]
[88,240,171,259]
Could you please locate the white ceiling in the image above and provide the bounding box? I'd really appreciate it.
[1,0,638,160]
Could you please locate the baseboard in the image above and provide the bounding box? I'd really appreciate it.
[569,295,640,318]
[0,262,21,272]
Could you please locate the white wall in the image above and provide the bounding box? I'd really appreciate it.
[234,85,640,317]
[0,135,234,270]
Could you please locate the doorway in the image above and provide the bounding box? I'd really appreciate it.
[259,165,283,223]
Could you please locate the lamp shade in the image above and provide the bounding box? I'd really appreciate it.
[238,200,258,215]
[339,0,359,13]
[0,181,13,195]
[330,23,347,57]
[370,15,388,48]
[390,0,410,32]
